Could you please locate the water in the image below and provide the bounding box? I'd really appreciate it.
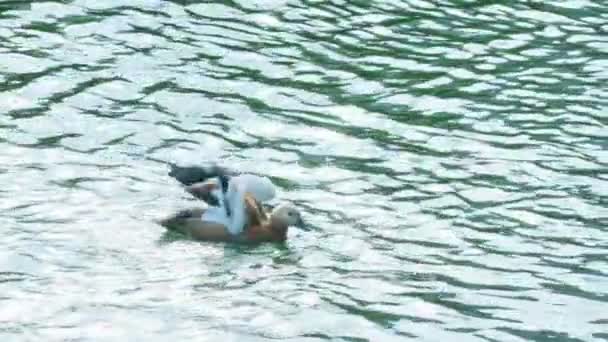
[1,0,607,340]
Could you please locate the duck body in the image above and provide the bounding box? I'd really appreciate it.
[159,194,289,243]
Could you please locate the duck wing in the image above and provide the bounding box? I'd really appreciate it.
[168,164,236,186]
[230,174,276,203]
[188,173,277,210]
[185,181,222,205]
[168,164,276,203]
[169,163,236,211]
[221,174,277,235]
[244,193,268,228]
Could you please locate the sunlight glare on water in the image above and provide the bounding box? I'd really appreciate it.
[1,0,607,341]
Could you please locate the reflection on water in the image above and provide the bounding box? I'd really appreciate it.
[1,0,607,341]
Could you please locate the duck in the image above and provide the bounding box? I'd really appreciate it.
[160,164,305,242]
[159,197,304,242]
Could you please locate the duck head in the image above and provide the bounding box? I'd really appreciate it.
[268,202,305,241]
[272,202,305,227]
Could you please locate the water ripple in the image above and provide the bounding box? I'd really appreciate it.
[1,0,607,341]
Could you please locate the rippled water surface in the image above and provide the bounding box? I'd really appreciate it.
[1,0,607,340]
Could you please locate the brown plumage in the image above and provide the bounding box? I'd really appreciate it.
[243,193,288,242]
[159,192,302,243]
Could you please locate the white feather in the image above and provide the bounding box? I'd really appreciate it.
[200,174,276,235]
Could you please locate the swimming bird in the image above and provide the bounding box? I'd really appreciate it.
[159,194,304,242]
[163,163,304,242]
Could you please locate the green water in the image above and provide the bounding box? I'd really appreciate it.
[1,0,607,341]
